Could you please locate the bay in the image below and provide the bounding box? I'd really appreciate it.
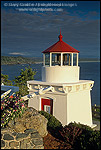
[1,62,100,106]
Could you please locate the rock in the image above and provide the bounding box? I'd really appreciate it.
[7,107,48,137]
[16,133,29,141]
[26,142,35,149]
[9,141,19,147]
[24,129,37,134]
[14,122,26,133]
[3,134,14,140]
[1,140,5,147]
[31,132,41,139]
[8,120,15,128]
[1,126,44,149]
[20,139,26,149]
[32,138,43,146]
[12,131,17,136]
[20,138,34,149]
[12,107,48,137]
[23,138,31,144]
[22,110,48,137]
[34,145,44,149]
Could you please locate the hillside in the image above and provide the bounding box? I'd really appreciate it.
[1,56,99,65]
[1,56,42,65]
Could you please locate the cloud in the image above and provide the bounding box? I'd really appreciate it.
[1,7,100,58]
[9,52,26,55]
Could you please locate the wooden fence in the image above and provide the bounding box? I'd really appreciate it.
[92,104,100,120]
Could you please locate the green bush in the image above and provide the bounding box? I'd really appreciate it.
[74,128,100,149]
[59,123,83,148]
[38,110,63,130]
[70,122,100,149]
[59,122,100,149]
[70,122,93,132]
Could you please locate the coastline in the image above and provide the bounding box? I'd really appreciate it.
[1,56,100,65]
[79,60,100,63]
[1,60,100,65]
[1,62,43,65]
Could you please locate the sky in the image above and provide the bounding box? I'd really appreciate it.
[1,1,100,58]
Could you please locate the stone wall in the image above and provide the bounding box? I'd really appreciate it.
[1,127,44,149]
[1,107,48,149]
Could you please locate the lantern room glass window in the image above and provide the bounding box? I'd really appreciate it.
[73,54,77,66]
[45,53,50,66]
[63,54,71,66]
[43,52,79,67]
[52,54,61,66]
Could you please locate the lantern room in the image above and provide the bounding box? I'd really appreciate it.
[42,32,80,83]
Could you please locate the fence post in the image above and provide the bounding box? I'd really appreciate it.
[94,104,96,111]
[94,104,96,117]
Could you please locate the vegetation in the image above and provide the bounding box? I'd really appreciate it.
[1,94,27,127]
[1,73,12,86]
[72,123,100,149]
[39,111,63,131]
[1,66,36,96]
[13,66,36,96]
[59,122,100,149]
[92,105,100,121]
[59,123,82,149]
[1,56,42,65]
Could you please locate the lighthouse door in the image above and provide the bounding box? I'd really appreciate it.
[41,98,53,115]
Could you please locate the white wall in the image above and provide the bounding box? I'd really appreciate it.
[67,89,93,126]
[42,66,80,83]
[28,95,40,110]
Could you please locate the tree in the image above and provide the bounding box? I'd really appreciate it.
[1,73,12,86]
[13,66,36,96]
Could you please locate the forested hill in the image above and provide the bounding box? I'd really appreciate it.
[1,56,42,65]
[1,56,99,65]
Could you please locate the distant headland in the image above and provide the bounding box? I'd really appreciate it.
[1,56,42,65]
[1,56,100,65]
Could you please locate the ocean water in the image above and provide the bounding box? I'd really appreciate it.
[1,62,100,106]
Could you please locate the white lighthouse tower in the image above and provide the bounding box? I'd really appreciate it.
[27,32,96,128]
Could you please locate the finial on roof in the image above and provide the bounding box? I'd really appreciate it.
[60,29,61,34]
[58,29,63,41]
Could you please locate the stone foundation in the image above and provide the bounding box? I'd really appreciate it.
[1,107,48,149]
[1,127,44,149]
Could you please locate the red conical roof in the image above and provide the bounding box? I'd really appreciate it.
[42,32,80,53]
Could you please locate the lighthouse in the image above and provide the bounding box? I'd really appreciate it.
[27,32,96,128]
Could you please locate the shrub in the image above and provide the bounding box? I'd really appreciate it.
[70,122,93,132]
[39,110,63,131]
[74,127,100,149]
[59,122,100,149]
[1,95,27,127]
[59,123,82,148]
